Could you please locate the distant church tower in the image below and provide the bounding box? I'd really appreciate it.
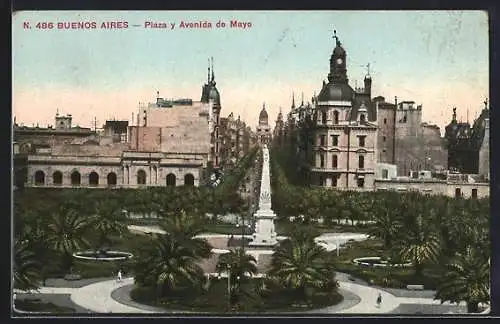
[256,103,271,146]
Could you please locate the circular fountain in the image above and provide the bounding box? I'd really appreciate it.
[73,249,133,261]
[352,256,412,268]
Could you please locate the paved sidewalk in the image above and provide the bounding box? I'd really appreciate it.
[337,281,400,313]
[69,277,154,313]
[16,274,470,314]
[14,287,78,295]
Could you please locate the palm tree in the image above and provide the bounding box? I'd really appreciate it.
[159,210,212,259]
[434,247,490,313]
[216,248,258,307]
[368,192,403,249]
[89,200,128,252]
[268,228,336,302]
[397,199,441,277]
[14,237,41,291]
[133,233,207,296]
[46,206,92,272]
[216,248,258,283]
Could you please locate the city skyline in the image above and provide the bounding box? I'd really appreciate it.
[13,10,489,133]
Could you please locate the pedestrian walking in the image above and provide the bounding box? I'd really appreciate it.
[117,269,122,283]
[376,293,382,308]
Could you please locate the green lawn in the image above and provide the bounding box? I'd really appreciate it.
[332,239,442,290]
[130,279,343,313]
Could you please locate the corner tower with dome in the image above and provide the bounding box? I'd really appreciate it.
[201,57,222,169]
[256,103,272,146]
[310,30,378,190]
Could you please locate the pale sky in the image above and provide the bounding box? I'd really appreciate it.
[12,11,489,133]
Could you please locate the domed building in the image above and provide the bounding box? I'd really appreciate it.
[256,103,272,146]
[201,58,222,168]
[309,30,378,190]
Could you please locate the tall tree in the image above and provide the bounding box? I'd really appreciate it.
[14,237,41,291]
[133,233,207,296]
[397,197,441,276]
[89,200,128,252]
[46,206,92,272]
[434,247,490,313]
[159,210,212,259]
[268,228,336,301]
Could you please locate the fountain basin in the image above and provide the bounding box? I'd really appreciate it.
[73,250,133,261]
[353,256,412,268]
[314,233,369,252]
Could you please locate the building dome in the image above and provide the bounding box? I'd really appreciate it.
[208,86,220,106]
[317,82,354,102]
[333,43,346,56]
[259,105,269,125]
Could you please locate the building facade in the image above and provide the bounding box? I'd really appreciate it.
[219,112,253,169]
[16,66,227,189]
[374,96,447,176]
[445,102,490,177]
[309,32,378,190]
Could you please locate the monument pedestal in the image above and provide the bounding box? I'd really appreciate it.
[249,209,277,248]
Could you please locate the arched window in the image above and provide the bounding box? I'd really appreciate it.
[166,173,176,186]
[34,171,45,185]
[332,175,338,187]
[360,114,366,123]
[89,172,99,186]
[71,171,81,186]
[53,171,63,185]
[184,173,194,186]
[107,172,117,186]
[333,111,339,124]
[137,170,146,185]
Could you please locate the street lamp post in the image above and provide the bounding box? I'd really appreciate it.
[227,264,231,309]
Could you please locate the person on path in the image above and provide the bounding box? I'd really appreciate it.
[376,293,382,308]
[117,269,122,283]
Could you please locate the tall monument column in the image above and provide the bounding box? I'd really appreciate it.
[250,144,278,247]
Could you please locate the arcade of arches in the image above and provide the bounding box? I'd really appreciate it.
[30,169,197,188]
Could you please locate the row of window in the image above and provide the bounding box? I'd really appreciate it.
[317,175,365,188]
[456,188,478,198]
[378,187,479,198]
[318,111,367,125]
[318,135,366,147]
[33,170,194,186]
[317,154,365,169]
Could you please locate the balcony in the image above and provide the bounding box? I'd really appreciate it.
[310,167,346,173]
[355,168,374,173]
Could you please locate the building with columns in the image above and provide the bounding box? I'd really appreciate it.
[309,31,378,190]
[256,104,272,146]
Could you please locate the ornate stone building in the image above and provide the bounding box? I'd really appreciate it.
[445,101,490,177]
[256,104,272,146]
[309,31,378,190]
